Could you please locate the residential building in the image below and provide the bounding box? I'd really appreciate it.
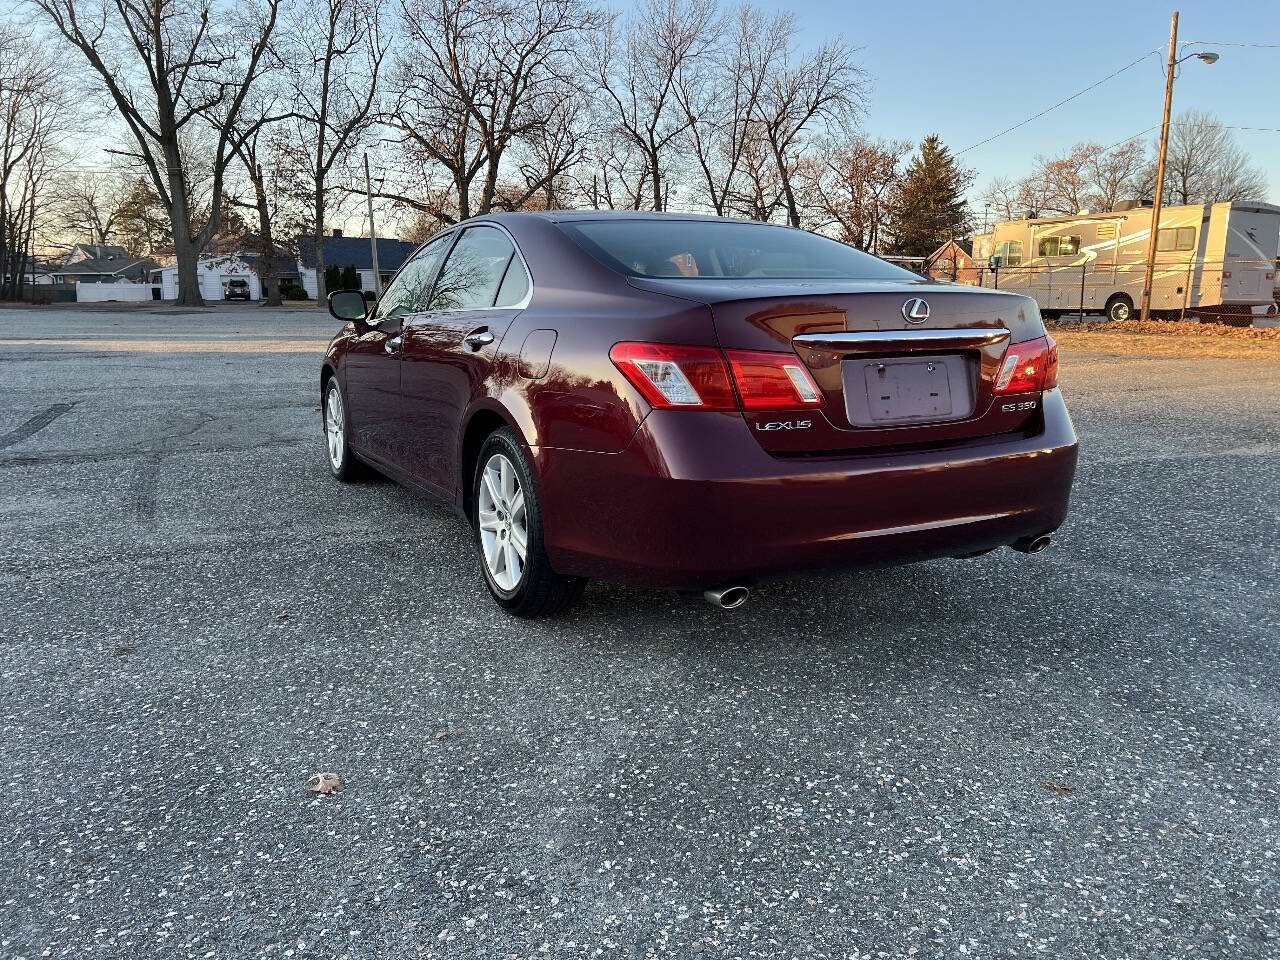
[52,244,156,284]
[926,239,980,285]
[297,232,418,298]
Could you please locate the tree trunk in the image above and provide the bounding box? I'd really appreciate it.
[312,196,326,306]
[163,135,203,306]
[253,169,281,307]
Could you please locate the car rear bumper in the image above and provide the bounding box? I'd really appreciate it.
[534,389,1079,589]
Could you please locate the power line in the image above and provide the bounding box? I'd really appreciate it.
[957,50,1160,155]
[1179,39,1280,48]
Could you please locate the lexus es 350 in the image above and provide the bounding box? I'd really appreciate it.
[320,213,1078,616]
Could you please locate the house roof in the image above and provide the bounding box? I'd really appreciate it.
[297,235,418,271]
[57,247,156,279]
[927,238,973,264]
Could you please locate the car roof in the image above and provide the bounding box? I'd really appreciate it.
[482,210,795,226]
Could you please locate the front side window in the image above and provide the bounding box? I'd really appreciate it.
[558,219,919,281]
[374,233,451,323]
[995,240,1023,267]
[1037,236,1080,257]
[428,226,516,310]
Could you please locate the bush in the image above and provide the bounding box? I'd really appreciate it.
[323,264,341,294]
[281,283,309,301]
[340,264,359,291]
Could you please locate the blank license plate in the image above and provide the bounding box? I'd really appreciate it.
[861,359,954,422]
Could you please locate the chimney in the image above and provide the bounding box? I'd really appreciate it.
[331,228,343,238]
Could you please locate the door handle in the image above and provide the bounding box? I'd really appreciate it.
[464,328,494,351]
[385,334,403,354]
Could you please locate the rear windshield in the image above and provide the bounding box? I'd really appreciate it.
[558,219,918,281]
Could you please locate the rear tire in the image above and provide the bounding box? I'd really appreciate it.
[473,428,586,617]
[1105,294,1133,322]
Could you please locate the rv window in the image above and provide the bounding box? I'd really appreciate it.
[1037,236,1081,257]
[1157,227,1196,252]
[995,241,1023,267]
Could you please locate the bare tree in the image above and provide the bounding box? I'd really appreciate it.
[751,25,866,227]
[1161,110,1267,205]
[50,171,131,246]
[977,176,1021,223]
[807,135,910,252]
[31,0,282,305]
[1015,141,1151,217]
[383,0,598,227]
[0,25,66,301]
[278,0,387,302]
[674,3,779,216]
[231,96,299,306]
[592,0,717,212]
[1081,139,1148,211]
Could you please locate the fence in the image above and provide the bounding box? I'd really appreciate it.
[75,282,161,303]
[931,257,1278,323]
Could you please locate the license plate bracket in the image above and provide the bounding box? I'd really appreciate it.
[844,354,974,426]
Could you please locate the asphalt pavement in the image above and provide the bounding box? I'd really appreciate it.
[1,305,1277,959]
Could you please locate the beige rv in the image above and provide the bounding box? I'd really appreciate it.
[970,201,1280,321]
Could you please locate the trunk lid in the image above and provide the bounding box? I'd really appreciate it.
[629,279,1048,454]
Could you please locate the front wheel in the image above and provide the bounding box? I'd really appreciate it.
[323,377,365,481]
[473,428,585,617]
[1106,294,1133,322]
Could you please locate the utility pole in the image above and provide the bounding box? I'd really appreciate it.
[363,152,381,300]
[1140,10,1179,323]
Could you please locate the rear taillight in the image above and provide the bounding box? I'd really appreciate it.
[994,334,1058,394]
[608,342,736,410]
[724,349,824,410]
[609,342,824,412]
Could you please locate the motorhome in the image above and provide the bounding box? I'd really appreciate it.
[969,201,1280,321]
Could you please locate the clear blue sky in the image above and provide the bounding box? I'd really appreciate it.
[781,0,1279,205]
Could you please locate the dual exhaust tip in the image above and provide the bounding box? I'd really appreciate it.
[1011,533,1053,554]
[703,585,750,609]
[702,534,1051,609]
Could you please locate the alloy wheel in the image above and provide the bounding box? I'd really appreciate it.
[325,385,345,470]
[477,452,527,591]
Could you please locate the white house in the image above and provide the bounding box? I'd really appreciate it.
[151,255,262,302]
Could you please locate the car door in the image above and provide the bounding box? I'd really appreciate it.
[342,233,451,466]
[398,224,532,495]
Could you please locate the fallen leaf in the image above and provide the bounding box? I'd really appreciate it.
[108,643,136,657]
[306,771,342,795]
[435,728,465,741]
[275,612,292,621]
[1041,780,1075,797]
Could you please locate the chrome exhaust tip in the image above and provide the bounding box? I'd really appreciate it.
[704,585,750,610]
[1010,534,1053,554]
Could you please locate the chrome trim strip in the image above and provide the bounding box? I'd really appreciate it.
[793,327,1011,353]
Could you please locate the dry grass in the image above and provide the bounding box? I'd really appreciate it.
[1047,318,1280,361]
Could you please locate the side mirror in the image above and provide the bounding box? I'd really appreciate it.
[328,289,371,326]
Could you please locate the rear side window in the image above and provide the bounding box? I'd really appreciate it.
[494,256,530,307]
[1037,236,1080,257]
[1157,226,1196,252]
[428,226,515,310]
[558,219,918,281]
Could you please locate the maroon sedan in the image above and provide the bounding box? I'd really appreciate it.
[321,213,1077,616]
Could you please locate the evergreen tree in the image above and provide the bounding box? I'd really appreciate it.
[886,135,973,258]
[340,264,360,291]
[324,264,342,293]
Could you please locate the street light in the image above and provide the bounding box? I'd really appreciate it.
[1140,10,1219,322]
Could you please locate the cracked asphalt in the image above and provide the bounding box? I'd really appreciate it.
[1,306,1277,959]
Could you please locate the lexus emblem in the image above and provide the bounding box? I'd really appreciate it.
[902,298,930,324]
